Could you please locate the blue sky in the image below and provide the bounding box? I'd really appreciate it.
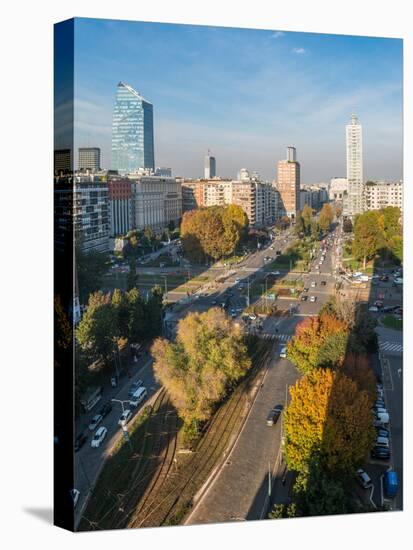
[73,18,403,182]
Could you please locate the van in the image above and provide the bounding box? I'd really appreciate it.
[129,386,147,408]
[384,470,398,498]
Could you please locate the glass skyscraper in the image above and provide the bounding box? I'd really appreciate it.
[111,82,155,174]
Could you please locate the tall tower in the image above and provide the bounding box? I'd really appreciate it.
[204,150,216,179]
[345,113,363,217]
[111,82,155,174]
[275,146,300,219]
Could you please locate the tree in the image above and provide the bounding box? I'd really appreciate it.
[151,308,251,434]
[318,203,334,233]
[301,205,314,234]
[341,353,376,403]
[352,211,385,268]
[126,287,146,342]
[76,291,118,363]
[284,369,375,474]
[144,285,164,338]
[334,204,343,218]
[342,218,353,233]
[126,257,138,290]
[310,220,322,241]
[287,313,349,374]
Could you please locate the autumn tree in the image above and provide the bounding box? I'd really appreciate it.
[284,369,375,474]
[287,313,349,374]
[151,308,251,436]
[318,203,334,233]
[341,353,376,403]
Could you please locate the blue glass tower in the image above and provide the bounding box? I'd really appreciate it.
[111,82,155,173]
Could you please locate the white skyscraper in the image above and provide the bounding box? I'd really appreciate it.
[345,113,363,217]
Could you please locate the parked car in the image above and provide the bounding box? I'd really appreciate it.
[75,432,88,452]
[266,405,283,426]
[321,281,327,286]
[376,436,390,448]
[301,295,308,301]
[91,426,108,448]
[129,387,148,408]
[356,469,372,489]
[128,380,143,397]
[376,427,390,438]
[371,446,390,460]
[303,287,309,293]
[99,401,113,418]
[249,313,257,321]
[311,282,316,287]
[118,409,132,426]
[88,414,103,431]
[384,470,399,498]
[310,296,317,303]
[279,346,287,358]
[369,306,379,312]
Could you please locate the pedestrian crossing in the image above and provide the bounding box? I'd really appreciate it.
[379,340,403,354]
[257,332,292,341]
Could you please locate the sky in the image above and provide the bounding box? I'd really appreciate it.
[71,18,403,182]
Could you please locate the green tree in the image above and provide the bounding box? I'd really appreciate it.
[126,257,138,290]
[144,285,164,338]
[76,246,109,303]
[318,203,334,233]
[126,287,146,342]
[151,308,251,434]
[352,210,385,268]
[310,220,322,240]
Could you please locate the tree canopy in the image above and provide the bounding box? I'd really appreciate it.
[318,203,334,233]
[151,308,251,433]
[181,205,249,262]
[284,369,375,474]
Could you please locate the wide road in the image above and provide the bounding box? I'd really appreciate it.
[186,347,300,525]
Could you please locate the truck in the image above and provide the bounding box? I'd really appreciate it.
[384,470,399,498]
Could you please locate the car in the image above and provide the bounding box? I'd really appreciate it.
[231,311,237,318]
[371,446,390,460]
[376,436,390,448]
[301,295,308,301]
[279,346,287,358]
[235,278,241,283]
[70,489,80,507]
[372,274,380,279]
[271,271,281,276]
[379,275,389,282]
[303,287,309,293]
[376,427,390,438]
[368,306,379,312]
[266,405,283,426]
[91,426,108,448]
[311,281,316,287]
[356,469,372,489]
[374,407,388,415]
[249,313,257,320]
[99,401,113,418]
[374,300,384,308]
[88,414,103,431]
[321,281,327,286]
[128,380,143,397]
[75,432,88,452]
[118,409,132,426]
[211,300,217,305]
[374,401,385,410]
[310,296,317,303]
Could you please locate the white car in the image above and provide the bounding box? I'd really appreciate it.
[118,409,132,426]
[249,313,257,320]
[356,469,372,489]
[369,306,379,312]
[91,426,108,448]
[311,281,316,288]
[271,271,281,276]
[310,296,316,302]
[279,346,287,358]
[88,414,103,431]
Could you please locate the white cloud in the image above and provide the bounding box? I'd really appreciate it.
[271,31,284,39]
[292,47,306,54]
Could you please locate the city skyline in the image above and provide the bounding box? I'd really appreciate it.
[72,18,403,182]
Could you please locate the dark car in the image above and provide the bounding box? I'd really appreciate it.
[301,295,308,301]
[303,287,309,293]
[371,446,390,460]
[266,405,283,426]
[75,432,88,452]
[379,275,389,282]
[100,401,113,418]
[321,281,327,286]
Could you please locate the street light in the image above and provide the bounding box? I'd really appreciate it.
[111,398,130,414]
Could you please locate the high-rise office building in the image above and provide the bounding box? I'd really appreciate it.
[54,149,72,175]
[78,147,101,171]
[111,82,155,174]
[204,151,216,179]
[275,146,300,219]
[345,113,363,217]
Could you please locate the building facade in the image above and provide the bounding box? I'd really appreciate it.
[329,177,348,201]
[78,147,101,171]
[364,181,403,212]
[345,114,363,217]
[111,82,155,174]
[130,176,182,231]
[275,146,300,219]
[54,149,72,175]
[204,151,216,179]
[108,178,133,237]
[72,176,110,253]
